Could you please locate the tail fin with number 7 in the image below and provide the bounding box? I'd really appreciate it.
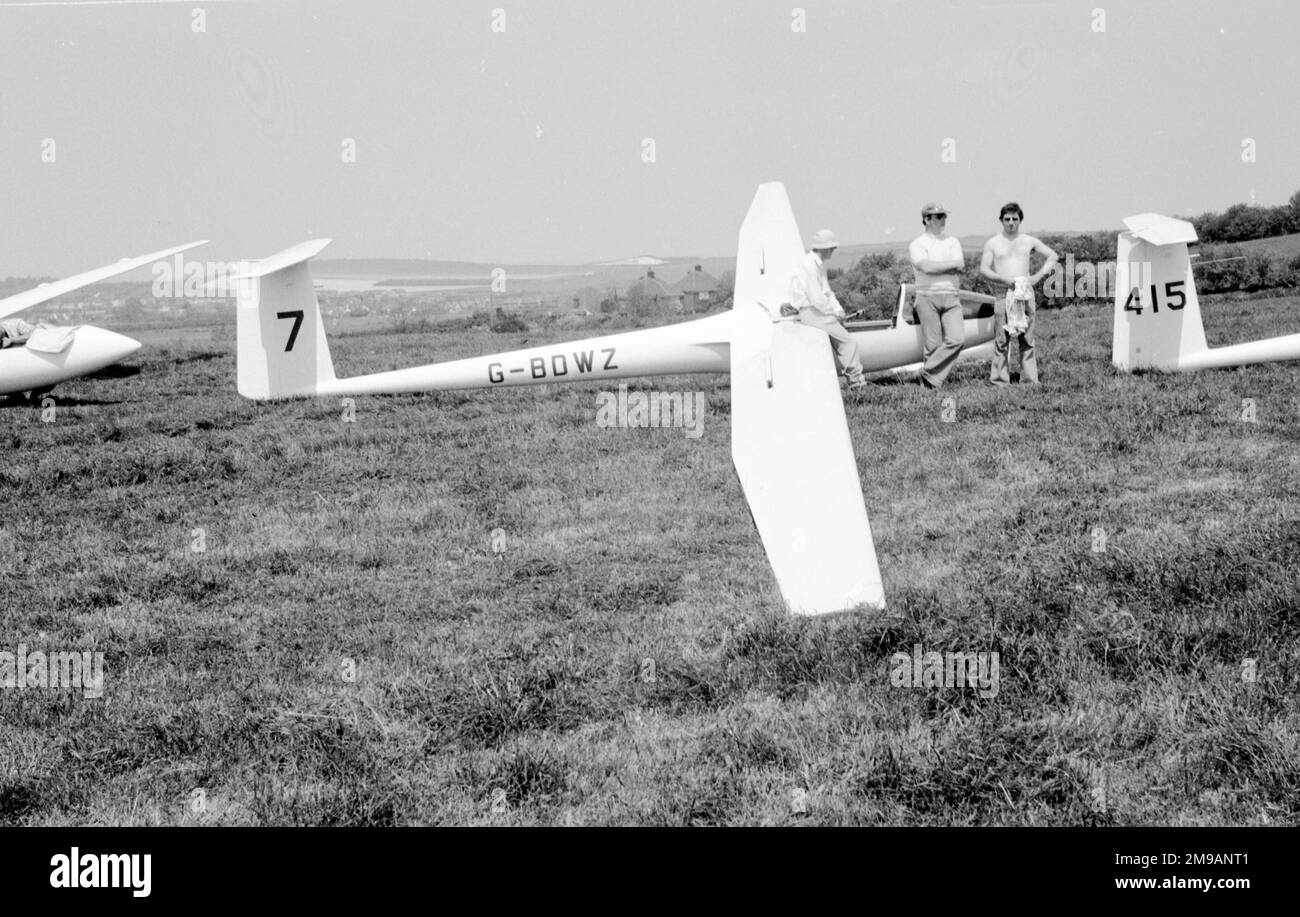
[235,239,336,399]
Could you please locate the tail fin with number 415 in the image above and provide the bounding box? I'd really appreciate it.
[1113,213,1300,372]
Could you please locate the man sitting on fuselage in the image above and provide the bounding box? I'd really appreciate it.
[785,229,867,395]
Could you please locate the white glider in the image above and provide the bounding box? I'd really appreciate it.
[868,284,997,376]
[235,183,997,616]
[1,241,207,398]
[1113,213,1300,371]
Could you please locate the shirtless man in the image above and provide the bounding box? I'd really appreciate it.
[979,202,1059,385]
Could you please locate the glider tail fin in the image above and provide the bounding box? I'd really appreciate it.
[1112,214,1207,371]
[236,239,337,399]
[733,181,806,317]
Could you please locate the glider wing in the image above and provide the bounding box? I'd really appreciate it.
[0,241,207,322]
[730,310,885,614]
[729,182,884,615]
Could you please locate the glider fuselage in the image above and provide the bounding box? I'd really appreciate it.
[298,298,996,398]
[0,326,143,397]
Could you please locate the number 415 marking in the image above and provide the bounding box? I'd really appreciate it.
[1124,280,1186,315]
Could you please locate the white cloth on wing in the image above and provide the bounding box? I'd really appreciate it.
[25,324,79,354]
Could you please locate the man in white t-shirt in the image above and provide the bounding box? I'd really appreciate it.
[907,203,966,388]
[785,229,866,393]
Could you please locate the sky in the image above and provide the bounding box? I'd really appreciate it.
[1,0,1297,274]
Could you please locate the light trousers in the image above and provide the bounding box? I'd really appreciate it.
[798,308,865,384]
[914,291,966,387]
[991,290,1038,384]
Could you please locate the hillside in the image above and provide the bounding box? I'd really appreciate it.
[1237,232,1300,256]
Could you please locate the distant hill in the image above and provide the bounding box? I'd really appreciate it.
[275,230,1126,298]
[597,255,668,266]
[314,258,586,277]
[311,256,737,296]
[312,235,996,281]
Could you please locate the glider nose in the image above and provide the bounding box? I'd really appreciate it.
[73,325,142,370]
[104,329,143,362]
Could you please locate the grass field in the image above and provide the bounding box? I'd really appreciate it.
[2,294,1299,826]
[1238,232,1300,257]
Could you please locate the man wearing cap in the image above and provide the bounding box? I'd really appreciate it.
[908,204,966,388]
[979,202,1058,385]
[786,229,866,393]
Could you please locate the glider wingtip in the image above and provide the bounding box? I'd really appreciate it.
[788,598,887,618]
[149,239,209,258]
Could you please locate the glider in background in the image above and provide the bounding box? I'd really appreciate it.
[1113,213,1300,371]
[862,284,997,376]
[1,241,207,398]
[235,183,998,616]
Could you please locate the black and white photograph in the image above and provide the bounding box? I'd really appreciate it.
[0,0,1293,884]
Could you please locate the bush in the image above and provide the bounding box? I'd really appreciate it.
[1191,191,1300,244]
[1190,245,1300,295]
[832,251,912,319]
[490,314,528,334]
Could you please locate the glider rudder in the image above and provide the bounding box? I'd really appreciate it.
[1112,214,1206,371]
[236,239,336,399]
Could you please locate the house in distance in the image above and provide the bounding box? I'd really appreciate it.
[672,264,720,313]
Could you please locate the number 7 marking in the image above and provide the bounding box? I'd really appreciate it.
[277,310,304,352]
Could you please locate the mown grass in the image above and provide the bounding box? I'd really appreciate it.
[2,296,1299,825]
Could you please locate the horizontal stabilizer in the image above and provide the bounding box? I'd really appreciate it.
[730,308,884,615]
[233,239,333,280]
[1122,213,1198,246]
